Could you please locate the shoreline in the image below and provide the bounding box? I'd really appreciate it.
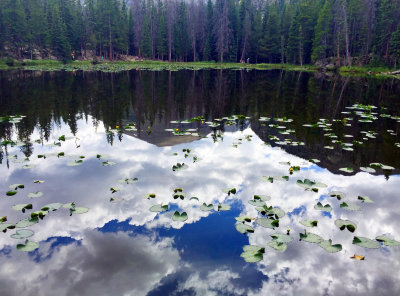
[0,59,398,79]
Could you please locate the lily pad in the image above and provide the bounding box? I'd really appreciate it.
[9,184,24,190]
[117,178,138,184]
[254,195,271,201]
[102,161,116,166]
[314,202,332,212]
[217,204,231,211]
[6,191,17,196]
[329,191,346,200]
[15,217,39,228]
[235,216,252,223]
[200,203,213,211]
[33,180,45,184]
[358,195,373,203]
[235,223,254,234]
[249,199,266,207]
[12,204,32,213]
[149,204,169,213]
[172,163,188,171]
[110,187,120,194]
[299,232,324,243]
[189,197,199,201]
[172,211,188,222]
[318,239,342,253]
[271,233,294,243]
[70,207,89,215]
[16,240,39,252]
[267,241,287,252]
[173,192,186,200]
[223,188,237,195]
[300,220,318,227]
[255,218,279,229]
[41,203,63,211]
[339,167,354,173]
[143,193,156,199]
[360,167,376,173]
[28,192,43,198]
[335,219,357,232]
[340,202,361,211]
[375,236,400,247]
[240,246,264,262]
[353,236,380,249]
[67,160,83,166]
[0,223,15,232]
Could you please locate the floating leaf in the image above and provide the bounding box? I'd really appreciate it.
[102,161,116,166]
[70,207,89,215]
[9,184,24,190]
[253,195,271,201]
[260,176,274,183]
[329,191,346,200]
[335,219,357,232]
[271,233,294,243]
[353,236,380,249]
[249,199,266,207]
[16,240,39,252]
[350,254,365,260]
[173,192,186,200]
[189,197,199,201]
[172,163,188,171]
[33,180,44,184]
[200,203,213,211]
[268,241,287,252]
[235,223,254,234]
[300,220,318,227]
[12,203,32,213]
[314,202,332,212]
[6,191,17,196]
[223,188,237,195]
[22,164,35,169]
[142,193,156,199]
[117,178,138,184]
[255,218,279,229]
[217,204,231,211]
[62,202,76,209]
[299,232,324,243]
[375,236,400,247]
[67,160,83,166]
[240,247,264,262]
[318,239,342,253]
[110,197,125,203]
[0,223,15,232]
[15,217,39,228]
[28,192,43,198]
[235,216,252,223]
[339,167,354,173]
[340,202,361,211]
[172,211,188,222]
[149,204,169,213]
[360,167,376,173]
[110,187,120,194]
[58,135,66,141]
[309,159,320,163]
[358,195,373,203]
[41,203,63,211]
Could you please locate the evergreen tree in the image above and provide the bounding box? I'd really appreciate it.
[390,24,400,68]
[312,0,333,63]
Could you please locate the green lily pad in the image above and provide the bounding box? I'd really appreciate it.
[329,191,346,200]
[67,160,83,166]
[255,218,279,229]
[314,202,332,212]
[22,164,35,169]
[235,223,254,234]
[309,159,320,163]
[189,197,199,201]
[240,248,264,262]
[9,184,24,190]
[33,180,44,184]
[217,204,231,211]
[41,203,63,211]
[102,161,116,166]
[360,167,376,173]
[173,192,186,200]
[340,202,361,211]
[339,167,354,173]
[110,187,120,194]
[235,216,252,223]
[296,179,316,189]
[149,204,169,213]
[358,195,373,203]
[260,176,274,183]
[353,236,380,249]
[172,163,188,171]
[31,211,48,219]
[0,223,15,232]
[253,195,271,201]
[117,178,138,184]
[223,188,237,195]
[17,240,39,252]
[300,220,318,227]
[62,202,76,209]
[12,204,32,213]
[299,232,324,243]
[375,236,400,247]
[267,241,287,252]
[200,203,213,211]
[335,219,357,232]
[243,245,265,253]
[6,191,17,196]
[318,239,342,253]
[28,192,43,198]
[15,217,39,228]
[271,233,294,243]
[70,207,89,215]
[172,211,188,222]
[249,199,266,207]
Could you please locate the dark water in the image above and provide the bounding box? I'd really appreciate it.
[0,69,400,296]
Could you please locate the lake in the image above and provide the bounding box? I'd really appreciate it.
[0,69,400,296]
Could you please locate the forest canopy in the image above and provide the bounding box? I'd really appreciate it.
[0,0,399,67]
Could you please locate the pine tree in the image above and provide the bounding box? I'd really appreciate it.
[312,0,333,63]
[48,0,71,61]
[390,24,400,68]
[156,1,167,60]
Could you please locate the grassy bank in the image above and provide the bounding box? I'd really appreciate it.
[0,59,398,78]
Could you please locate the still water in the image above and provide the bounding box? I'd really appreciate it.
[0,69,400,295]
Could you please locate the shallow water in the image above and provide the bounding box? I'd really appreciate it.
[0,70,400,296]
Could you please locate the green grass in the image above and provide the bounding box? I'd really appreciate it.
[0,58,398,78]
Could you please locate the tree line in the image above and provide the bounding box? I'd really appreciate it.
[0,0,400,67]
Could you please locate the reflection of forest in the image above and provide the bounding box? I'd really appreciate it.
[1,69,400,173]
